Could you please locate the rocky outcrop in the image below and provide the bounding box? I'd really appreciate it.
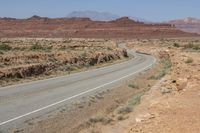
[0,48,128,80]
[0,63,54,79]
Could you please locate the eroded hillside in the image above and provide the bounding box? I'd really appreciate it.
[0,38,128,86]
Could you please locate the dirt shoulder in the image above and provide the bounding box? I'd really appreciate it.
[10,38,200,133]
[12,49,161,133]
[79,38,200,133]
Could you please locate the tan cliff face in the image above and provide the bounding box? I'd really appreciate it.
[0,16,197,38]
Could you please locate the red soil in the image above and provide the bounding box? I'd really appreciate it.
[0,16,198,38]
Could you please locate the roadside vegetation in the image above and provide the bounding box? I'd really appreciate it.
[184,43,200,50]
[173,43,180,47]
[148,58,172,80]
[128,83,139,89]
[0,42,12,51]
[88,113,112,125]
[117,91,144,115]
[30,43,53,51]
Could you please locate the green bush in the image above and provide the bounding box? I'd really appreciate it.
[193,45,199,50]
[173,43,180,47]
[128,92,144,107]
[0,43,12,51]
[30,43,44,50]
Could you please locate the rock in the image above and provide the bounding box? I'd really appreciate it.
[161,87,171,94]
[176,78,188,91]
[135,113,155,123]
[135,117,144,123]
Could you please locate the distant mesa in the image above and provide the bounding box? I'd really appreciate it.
[0,14,198,38]
[114,17,138,23]
[66,11,152,24]
[168,17,200,34]
[29,15,42,19]
[115,17,133,21]
[27,15,49,20]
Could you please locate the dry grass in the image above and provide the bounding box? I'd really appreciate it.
[185,57,193,63]
[88,114,113,125]
[148,58,171,80]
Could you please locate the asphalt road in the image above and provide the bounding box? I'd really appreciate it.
[0,44,156,131]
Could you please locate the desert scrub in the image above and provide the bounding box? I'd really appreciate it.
[88,114,112,125]
[117,91,144,115]
[128,91,144,107]
[80,51,87,58]
[128,83,139,89]
[0,42,12,51]
[193,45,200,50]
[12,47,26,51]
[173,43,180,47]
[117,106,132,115]
[184,43,193,49]
[185,57,193,64]
[45,46,53,51]
[184,43,200,50]
[30,43,44,51]
[117,115,125,121]
[148,58,171,80]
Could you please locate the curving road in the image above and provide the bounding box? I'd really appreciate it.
[0,44,156,131]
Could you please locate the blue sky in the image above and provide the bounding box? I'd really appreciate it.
[0,0,199,22]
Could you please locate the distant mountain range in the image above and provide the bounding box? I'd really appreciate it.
[168,17,200,34]
[0,11,200,35]
[66,10,149,23]
[66,11,119,21]
[66,11,200,34]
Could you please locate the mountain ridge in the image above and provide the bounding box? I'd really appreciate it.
[0,15,198,38]
[66,11,119,21]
